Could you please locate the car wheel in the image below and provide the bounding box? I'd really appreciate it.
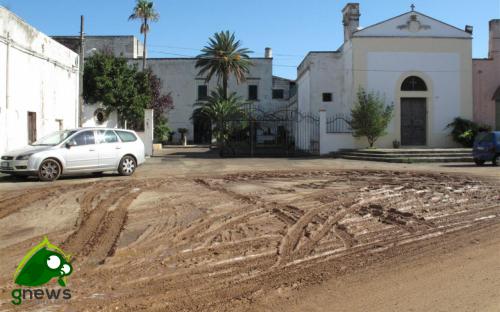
[118,155,136,176]
[38,159,62,181]
[474,158,485,166]
[493,155,499,166]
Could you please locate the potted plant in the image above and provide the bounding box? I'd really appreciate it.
[178,128,188,146]
[392,140,401,148]
[167,131,175,144]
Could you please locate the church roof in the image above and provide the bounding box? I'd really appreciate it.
[353,11,472,39]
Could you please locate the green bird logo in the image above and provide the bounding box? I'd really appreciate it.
[13,237,73,287]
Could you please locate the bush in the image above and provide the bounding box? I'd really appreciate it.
[446,117,491,147]
[154,116,170,143]
[350,88,394,147]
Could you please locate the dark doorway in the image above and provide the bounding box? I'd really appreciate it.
[27,112,37,144]
[401,98,426,146]
[193,115,212,144]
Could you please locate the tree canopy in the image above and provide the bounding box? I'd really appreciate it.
[83,52,173,133]
[196,31,252,99]
[129,0,159,70]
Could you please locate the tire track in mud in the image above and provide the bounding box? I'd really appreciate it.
[61,170,500,311]
[63,181,145,264]
[295,206,352,259]
[0,182,96,220]
[275,203,324,266]
[0,188,63,219]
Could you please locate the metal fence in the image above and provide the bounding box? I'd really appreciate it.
[221,110,319,157]
[326,113,352,133]
[293,111,320,155]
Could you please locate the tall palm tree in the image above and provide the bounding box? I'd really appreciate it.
[129,0,159,70]
[196,31,252,99]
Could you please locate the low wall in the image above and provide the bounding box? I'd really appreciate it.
[320,133,357,155]
[319,110,357,155]
[82,103,119,128]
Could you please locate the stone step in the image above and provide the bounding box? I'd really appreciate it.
[339,148,472,155]
[339,151,472,158]
[338,154,473,163]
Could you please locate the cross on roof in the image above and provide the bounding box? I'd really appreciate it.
[411,4,415,11]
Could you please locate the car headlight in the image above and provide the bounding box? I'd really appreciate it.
[16,153,33,160]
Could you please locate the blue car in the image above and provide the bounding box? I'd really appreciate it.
[473,131,500,166]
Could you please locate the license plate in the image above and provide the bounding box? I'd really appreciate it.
[1,161,9,168]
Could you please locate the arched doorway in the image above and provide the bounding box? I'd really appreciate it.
[400,76,427,146]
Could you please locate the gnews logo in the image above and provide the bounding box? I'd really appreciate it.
[11,237,73,305]
[11,288,71,305]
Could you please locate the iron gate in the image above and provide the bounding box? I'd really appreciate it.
[221,110,319,157]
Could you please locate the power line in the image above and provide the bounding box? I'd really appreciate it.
[149,44,306,58]
[149,49,298,68]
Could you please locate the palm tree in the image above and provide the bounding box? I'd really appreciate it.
[192,87,247,154]
[196,31,252,99]
[129,0,159,70]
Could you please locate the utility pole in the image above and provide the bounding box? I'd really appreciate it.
[79,15,85,127]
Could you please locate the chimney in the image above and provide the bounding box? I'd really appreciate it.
[465,25,473,35]
[265,47,272,58]
[489,19,500,59]
[342,3,360,42]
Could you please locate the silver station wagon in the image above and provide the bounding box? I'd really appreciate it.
[0,128,145,181]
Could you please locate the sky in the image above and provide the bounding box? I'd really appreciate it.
[2,0,499,79]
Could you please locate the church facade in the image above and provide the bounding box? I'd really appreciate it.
[297,3,473,149]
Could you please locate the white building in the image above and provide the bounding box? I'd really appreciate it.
[298,3,473,151]
[131,54,296,143]
[0,7,80,154]
[54,35,295,144]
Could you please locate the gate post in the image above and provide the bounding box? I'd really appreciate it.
[319,109,326,155]
[144,109,154,157]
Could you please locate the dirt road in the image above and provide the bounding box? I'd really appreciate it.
[0,152,499,311]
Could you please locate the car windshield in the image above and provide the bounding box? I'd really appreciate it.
[31,130,77,146]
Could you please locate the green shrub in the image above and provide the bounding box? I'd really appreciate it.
[350,88,394,147]
[446,117,491,147]
[154,116,170,143]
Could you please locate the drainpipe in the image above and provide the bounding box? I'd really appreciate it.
[79,15,85,127]
[5,33,9,110]
[5,32,10,151]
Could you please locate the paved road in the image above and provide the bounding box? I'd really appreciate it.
[1,147,498,191]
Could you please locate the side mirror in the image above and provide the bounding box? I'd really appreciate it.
[65,141,75,149]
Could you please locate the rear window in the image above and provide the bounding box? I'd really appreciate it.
[479,133,494,143]
[116,131,137,142]
[97,130,119,144]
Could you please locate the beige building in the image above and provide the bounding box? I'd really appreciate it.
[54,35,295,144]
[473,20,500,131]
[298,3,473,152]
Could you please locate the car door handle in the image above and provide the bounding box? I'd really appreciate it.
[115,146,122,150]
[89,148,95,151]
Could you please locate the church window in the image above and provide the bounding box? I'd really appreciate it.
[401,76,427,91]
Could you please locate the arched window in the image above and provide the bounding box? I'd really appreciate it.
[401,76,427,91]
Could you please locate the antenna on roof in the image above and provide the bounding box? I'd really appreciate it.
[410,4,415,11]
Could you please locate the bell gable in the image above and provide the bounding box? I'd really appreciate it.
[353,11,471,39]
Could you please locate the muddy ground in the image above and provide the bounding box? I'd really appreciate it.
[0,151,499,311]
